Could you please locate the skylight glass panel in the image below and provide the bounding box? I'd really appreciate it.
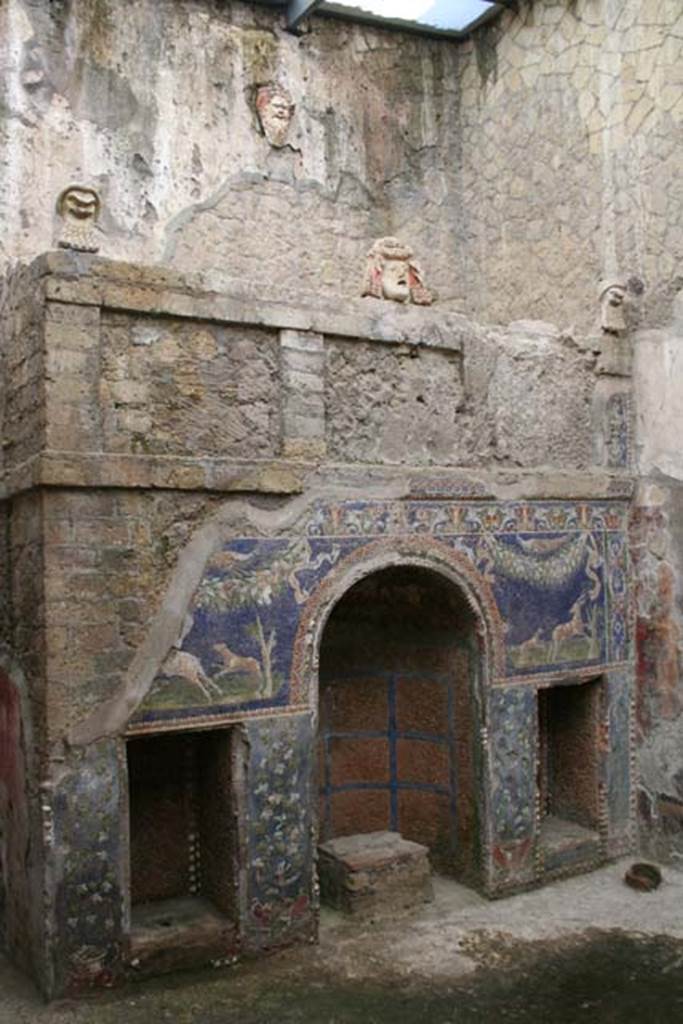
[318,0,498,33]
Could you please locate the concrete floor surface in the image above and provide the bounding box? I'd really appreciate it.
[2,860,682,1023]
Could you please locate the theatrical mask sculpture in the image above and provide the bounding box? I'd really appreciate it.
[598,279,627,334]
[56,185,101,253]
[256,85,295,148]
[361,237,433,305]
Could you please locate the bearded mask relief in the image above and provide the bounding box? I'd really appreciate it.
[56,185,101,253]
[361,237,433,306]
[256,85,295,148]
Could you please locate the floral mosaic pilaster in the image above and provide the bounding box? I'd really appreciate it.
[486,686,537,893]
[243,714,316,952]
[49,740,125,997]
[604,668,636,858]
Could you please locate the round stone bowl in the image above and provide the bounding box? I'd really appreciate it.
[624,862,662,892]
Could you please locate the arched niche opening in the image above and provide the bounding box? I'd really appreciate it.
[317,565,484,886]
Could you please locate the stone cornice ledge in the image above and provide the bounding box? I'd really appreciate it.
[0,449,635,502]
[35,251,469,352]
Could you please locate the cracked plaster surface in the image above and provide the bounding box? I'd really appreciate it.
[456,0,683,332]
[0,1,680,328]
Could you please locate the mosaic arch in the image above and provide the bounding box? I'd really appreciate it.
[105,495,629,736]
[130,535,504,733]
[290,537,502,711]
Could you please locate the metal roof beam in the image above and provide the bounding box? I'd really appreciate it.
[287,0,324,31]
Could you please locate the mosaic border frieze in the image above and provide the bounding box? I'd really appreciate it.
[305,500,628,538]
[289,535,505,706]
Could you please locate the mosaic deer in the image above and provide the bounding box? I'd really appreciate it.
[161,650,220,702]
[213,643,262,682]
[550,593,588,661]
[513,628,546,667]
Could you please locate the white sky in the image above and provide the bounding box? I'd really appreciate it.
[325,0,495,30]
[350,0,434,16]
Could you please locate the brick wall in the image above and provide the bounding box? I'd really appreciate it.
[318,566,481,879]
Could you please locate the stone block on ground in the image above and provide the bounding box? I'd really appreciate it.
[318,830,433,917]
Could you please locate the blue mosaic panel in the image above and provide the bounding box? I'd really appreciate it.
[606,669,633,830]
[137,536,347,720]
[134,499,630,724]
[52,740,124,994]
[472,531,606,675]
[606,393,631,470]
[488,687,537,843]
[605,532,630,664]
[244,715,315,949]
[306,500,626,537]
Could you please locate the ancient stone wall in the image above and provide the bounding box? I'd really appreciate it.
[0,0,461,305]
[0,254,617,484]
[0,253,620,486]
[457,0,683,333]
[0,262,46,476]
[0,0,679,994]
[455,0,683,863]
[0,253,627,757]
[38,483,245,758]
[0,252,636,994]
[1,1,679,333]
[632,295,683,866]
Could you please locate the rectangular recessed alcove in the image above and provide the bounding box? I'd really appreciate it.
[538,678,602,869]
[126,729,239,968]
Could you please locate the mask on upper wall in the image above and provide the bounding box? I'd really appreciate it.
[362,237,433,306]
[56,185,101,253]
[255,85,295,148]
[598,278,627,334]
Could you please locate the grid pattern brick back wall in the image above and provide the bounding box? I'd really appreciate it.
[318,567,479,876]
[128,729,237,915]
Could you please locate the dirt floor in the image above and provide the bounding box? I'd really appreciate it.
[3,860,683,1023]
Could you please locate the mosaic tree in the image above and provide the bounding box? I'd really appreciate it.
[195,539,340,697]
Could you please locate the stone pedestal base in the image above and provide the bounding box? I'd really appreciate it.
[318,831,433,917]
